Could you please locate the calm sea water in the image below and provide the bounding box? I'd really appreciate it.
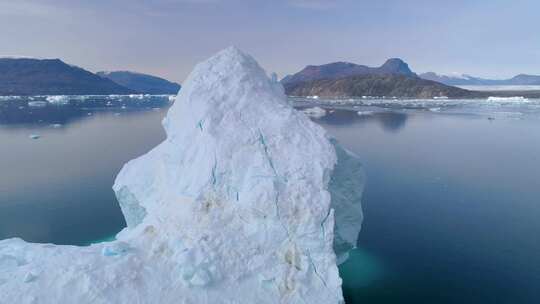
[1,96,540,303]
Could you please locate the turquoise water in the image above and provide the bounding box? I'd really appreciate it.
[0,96,169,245]
[1,96,540,302]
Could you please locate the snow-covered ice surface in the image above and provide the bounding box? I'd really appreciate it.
[0,47,363,303]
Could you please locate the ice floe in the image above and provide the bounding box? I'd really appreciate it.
[302,106,327,118]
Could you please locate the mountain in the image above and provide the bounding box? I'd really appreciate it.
[0,58,134,96]
[506,74,540,85]
[420,72,540,86]
[97,71,181,94]
[419,72,489,86]
[281,58,415,85]
[284,74,479,99]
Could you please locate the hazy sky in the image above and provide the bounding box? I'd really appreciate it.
[0,0,538,83]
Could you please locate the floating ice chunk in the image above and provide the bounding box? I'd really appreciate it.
[28,134,40,140]
[128,94,144,99]
[487,96,528,102]
[27,101,47,108]
[51,124,62,128]
[302,106,327,118]
[46,95,69,105]
[357,111,374,116]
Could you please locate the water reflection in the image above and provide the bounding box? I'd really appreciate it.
[315,109,408,132]
[0,98,170,245]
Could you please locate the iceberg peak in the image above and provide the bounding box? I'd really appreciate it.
[0,47,363,304]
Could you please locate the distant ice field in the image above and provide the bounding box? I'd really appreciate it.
[291,96,540,120]
[457,85,540,91]
[2,94,540,120]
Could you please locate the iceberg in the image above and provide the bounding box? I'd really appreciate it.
[357,111,374,116]
[46,95,70,105]
[0,47,363,303]
[302,106,327,119]
[27,101,47,108]
[487,96,528,102]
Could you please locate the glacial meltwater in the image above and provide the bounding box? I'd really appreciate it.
[1,95,539,303]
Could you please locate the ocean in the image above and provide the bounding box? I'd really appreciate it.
[1,95,539,303]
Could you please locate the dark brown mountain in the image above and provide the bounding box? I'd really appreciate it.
[284,74,481,99]
[0,58,134,96]
[281,58,415,85]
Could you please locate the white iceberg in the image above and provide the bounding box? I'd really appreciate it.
[46,95,70,105]
[487,96,528,102]
[302,106,327,118]
[27,101,47,108]
[357,111,374,116]
[0,47,363,304]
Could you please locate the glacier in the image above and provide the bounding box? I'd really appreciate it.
[0,47,363,304]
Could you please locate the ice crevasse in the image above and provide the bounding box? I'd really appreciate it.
[0,47,363,304]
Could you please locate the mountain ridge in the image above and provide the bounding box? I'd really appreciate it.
[0,58,134,96]
[281,58,415,85]
[420,72,540,86]
[284,74,479,99]
[97,71,181,94]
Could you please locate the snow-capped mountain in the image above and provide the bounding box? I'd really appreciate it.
[420,72,540,86]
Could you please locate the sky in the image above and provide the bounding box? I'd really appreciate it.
[0,0,539,83]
